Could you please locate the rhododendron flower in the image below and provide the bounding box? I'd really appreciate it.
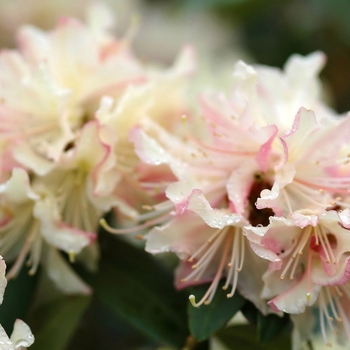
[0,6,196,295]
[0,12,145,169]
[1,6,349,347]
[0,168,94,293]
[124,52,343,316]
[146,190,270,312]
[257,107,350,216]
[245,210,350,320]
[199,52,336,137]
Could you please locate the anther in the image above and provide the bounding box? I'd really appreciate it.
[189,295,199,308]
[134,235,144,240]
[68,252,75,263]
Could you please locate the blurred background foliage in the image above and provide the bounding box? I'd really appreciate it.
[0,0,350,349]
[176,0,350,114]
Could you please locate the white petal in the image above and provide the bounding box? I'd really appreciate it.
[0,257,6,305]
[10,319,34,348]
[44,248,91,295]
[34,198,92,254]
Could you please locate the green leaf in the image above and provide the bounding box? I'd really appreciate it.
[89,233,189,348]
[182,0,278,12]
[241,300,259,325]
[28,294,91,350]
[183,0,252,9]
[187,281,246,341]
[241,300,291,343]
[257,311,291,343]
[216,324,291,350]
[0,264,37,334]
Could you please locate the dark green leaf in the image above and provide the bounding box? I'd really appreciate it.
[216,324,291,350]
[257,311,291,343]
[184,0,251,9]
[241,300,259,325]
[89,233,189,348]
[0,264,37,334]
[187,281,246,341]
[66,297,156,350]
[28,294,91,350]
[241,300,291,343]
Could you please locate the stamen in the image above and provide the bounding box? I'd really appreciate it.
[289,254,300,280]
[7,220,38,279]
[279,226,310,279]
[27,236,42,275]
[99,211,171,234]
[227,233,245,298]
[326,288,342,322]
[183,229,227,282]
[319,291,333,346]
[296,177,350,195]
[188,228,222,262]
[222,229,237,290]
[68,252,76,263]
[281,188,293,214]
[320,226,336,264]
[306,248,312,303]
[237,231,245,272]
[181,115,256,157]
[316,227,331,263]
[188,231,231,307]
[335,286,344,298]
[335,294,350,341]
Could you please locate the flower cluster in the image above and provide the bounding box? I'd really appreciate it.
[2,8,350,350]
[0,9,193,294]
[124,52,350,348]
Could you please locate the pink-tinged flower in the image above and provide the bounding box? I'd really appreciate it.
[128,100,277,224]
[289,284,350,349]
[0,168,94,293]
[96,45,195,171]
[257,107,350,216]
[0,13,146,167]
[29,120,133,275]
[245,210,350,315]
[199,52,336,138]
[0,256,35,349]
[34,121,123,224]
[128,53,338,228]
[254,51,337,131]
[146,190,271,312]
